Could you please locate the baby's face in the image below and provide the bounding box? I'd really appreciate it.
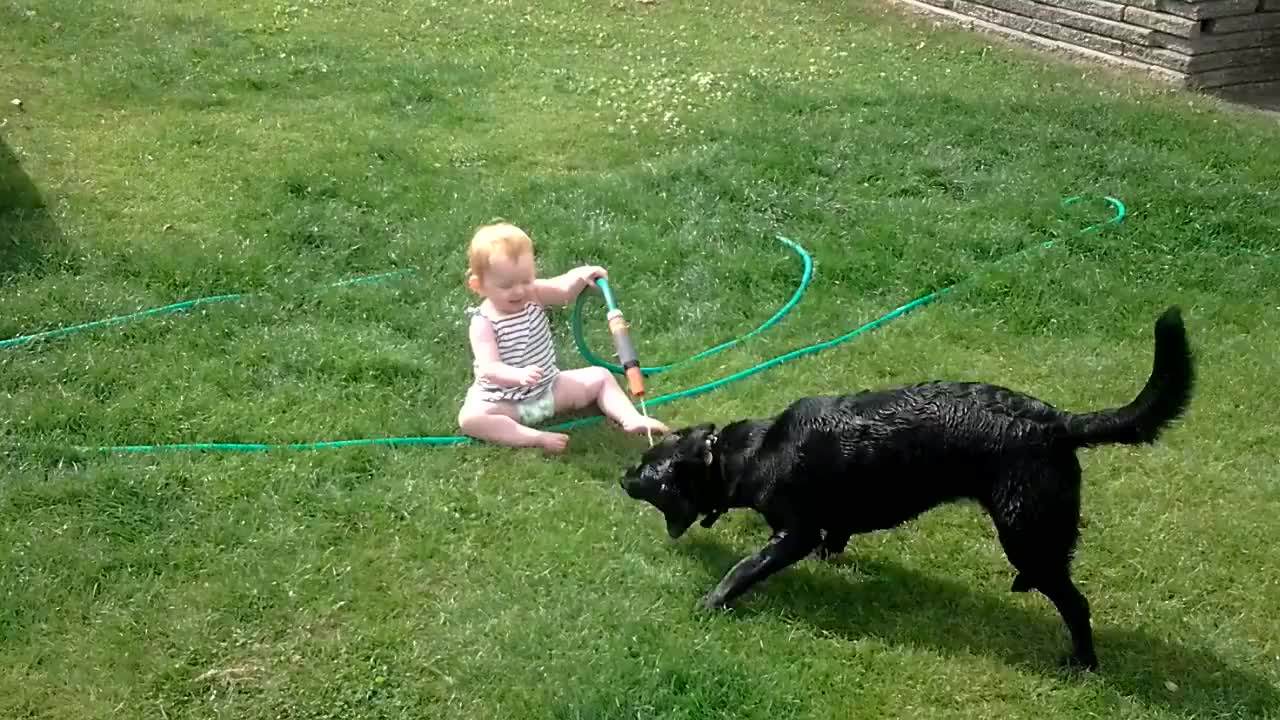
[477,251,536,314]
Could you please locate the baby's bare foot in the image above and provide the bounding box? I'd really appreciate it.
[623,416,668,435]
[537,432,570,454]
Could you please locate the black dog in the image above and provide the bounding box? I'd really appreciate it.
[620,306,1194,670]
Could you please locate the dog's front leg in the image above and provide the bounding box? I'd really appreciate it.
[699,529,821,610]
[816,528,853,560]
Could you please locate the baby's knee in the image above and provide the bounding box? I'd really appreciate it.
[457,404,486,431]
[586,365,613,391]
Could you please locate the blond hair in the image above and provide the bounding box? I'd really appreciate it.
[467,222,533,281]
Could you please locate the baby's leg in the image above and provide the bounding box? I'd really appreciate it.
[553,367,668,435]
[458,392,569,454]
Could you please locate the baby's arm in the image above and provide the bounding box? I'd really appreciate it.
[469,315,544,387]
[534,265,607,306]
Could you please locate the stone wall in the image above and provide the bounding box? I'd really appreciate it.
[896,0,1280,93]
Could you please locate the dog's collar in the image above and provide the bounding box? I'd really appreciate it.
[699,432,730,529]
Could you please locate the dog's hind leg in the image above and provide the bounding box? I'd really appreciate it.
[699,529,822,610]
[1035,572,1097,671]
[1010,572,1036,592]
[993,525,1095,666]
[989,455,1097,668]
[996,524,1097,670]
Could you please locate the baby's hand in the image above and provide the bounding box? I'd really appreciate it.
[514,365,546,386]
[576,265,608,287]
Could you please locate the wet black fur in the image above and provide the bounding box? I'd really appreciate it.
[620,306,1195,670]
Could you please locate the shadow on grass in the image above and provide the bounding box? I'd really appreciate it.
[1205,84,1280,115]
[1,134,67,287]
[676,534,1278,718]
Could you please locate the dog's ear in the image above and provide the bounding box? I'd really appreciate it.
[675,423,717,462]
[675,422,715,437]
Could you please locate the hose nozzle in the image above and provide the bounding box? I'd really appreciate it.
[607,309,645,398]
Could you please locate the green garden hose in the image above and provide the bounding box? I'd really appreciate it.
[0,269,415,351]
[1,196,1126,453]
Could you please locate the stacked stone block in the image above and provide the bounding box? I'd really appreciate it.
[899,0,1280,93]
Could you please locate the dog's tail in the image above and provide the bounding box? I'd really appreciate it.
[1060,306,1194,448]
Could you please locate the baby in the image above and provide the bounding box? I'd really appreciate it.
[457,222,669,453]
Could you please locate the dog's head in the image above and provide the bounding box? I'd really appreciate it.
[619,422,719,539]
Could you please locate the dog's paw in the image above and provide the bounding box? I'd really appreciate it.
[815,545,843,562]
[1058,652,1099,673]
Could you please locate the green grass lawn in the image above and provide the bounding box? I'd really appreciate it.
[3,0,1279,717]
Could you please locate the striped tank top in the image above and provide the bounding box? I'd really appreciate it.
[470,301,560,402]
